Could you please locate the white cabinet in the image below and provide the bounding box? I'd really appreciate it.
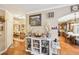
[26,37,60,55]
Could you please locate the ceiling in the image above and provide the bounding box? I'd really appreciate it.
[0,4,70,15]
[58,12,79,22]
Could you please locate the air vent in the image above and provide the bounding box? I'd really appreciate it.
[71,5,79,12]
[47,12,54,18]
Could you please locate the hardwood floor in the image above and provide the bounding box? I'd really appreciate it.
[60,36,79,55]
[2,36,79,55]
[2,39,31,55]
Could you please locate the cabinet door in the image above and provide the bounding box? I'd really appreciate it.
[33,40,40,48]
[27,38,31,50]
[41,40,49,55]
[33,40,40,54]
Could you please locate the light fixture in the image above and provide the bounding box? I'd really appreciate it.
[14,15,26,19]
[71,5,79,12]
[47,12,54,18]
[71,5,79,23]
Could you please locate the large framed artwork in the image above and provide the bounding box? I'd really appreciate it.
[29,14,41,26]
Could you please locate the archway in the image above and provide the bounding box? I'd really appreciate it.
[58,11,79,55]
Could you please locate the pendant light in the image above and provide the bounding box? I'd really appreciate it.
[71,5,79,23]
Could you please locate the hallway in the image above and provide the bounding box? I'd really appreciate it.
[2,39,31,55]
[60,36,79,55]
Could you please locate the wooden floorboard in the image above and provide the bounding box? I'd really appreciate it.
[60,36,79,55]
[2,39,31,55]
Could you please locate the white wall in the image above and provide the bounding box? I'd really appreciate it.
[5,11,13,48]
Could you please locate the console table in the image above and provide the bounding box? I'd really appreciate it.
[25,37,60,55]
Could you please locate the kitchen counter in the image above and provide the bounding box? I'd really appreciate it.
[67,32,79,36]
[66,32,79,45]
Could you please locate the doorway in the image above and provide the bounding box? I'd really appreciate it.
[58,12,79,55]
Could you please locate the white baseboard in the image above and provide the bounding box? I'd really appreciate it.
[0,44,12,55]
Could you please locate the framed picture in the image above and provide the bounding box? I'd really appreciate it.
[0,22,4,31]
[29,14,41,26]
[0,16,5,22]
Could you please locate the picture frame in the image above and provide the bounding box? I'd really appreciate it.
[0,16,5,31]
[0,22,4,31]
[29,14,41,26]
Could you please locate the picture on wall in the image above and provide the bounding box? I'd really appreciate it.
[0,22,3,31]
[29,14,41,26]
[0,16,5,22]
